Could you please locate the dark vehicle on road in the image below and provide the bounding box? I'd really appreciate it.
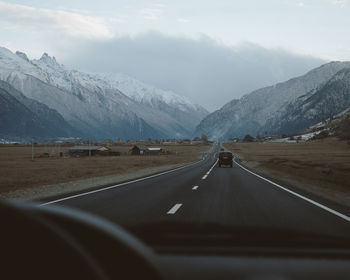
[218,151,233,167]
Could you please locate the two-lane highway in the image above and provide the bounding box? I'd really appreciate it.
[42,143,350,238]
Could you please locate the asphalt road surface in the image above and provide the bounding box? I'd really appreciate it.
[42,143,350,238]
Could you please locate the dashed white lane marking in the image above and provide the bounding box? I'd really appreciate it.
[234,160,350,223]
[203,159,219,179]
[192,186,199,190]
[167,203,182,214]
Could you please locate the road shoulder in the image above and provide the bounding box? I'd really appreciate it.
[229,152,350,217]
[0,162,197,202]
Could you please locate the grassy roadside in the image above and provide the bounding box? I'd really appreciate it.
[0,144,211,195]
[223,138,350,208]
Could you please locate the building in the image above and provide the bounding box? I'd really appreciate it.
[68,146,111,157]
[130,145,148,155]
[147,147,162,155]
[130,145,163,155]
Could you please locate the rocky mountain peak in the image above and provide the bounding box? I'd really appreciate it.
[15,51,29,62]
[39,53,58,66]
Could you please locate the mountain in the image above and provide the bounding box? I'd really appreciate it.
[0,80,79,140]
[96,73,208,133]
[262,68,350,135]
[0,46,207,140]
[300,107,350,141]
[332,108,350,140]
[196,61,350,140]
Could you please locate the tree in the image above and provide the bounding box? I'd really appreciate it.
[201,134,208,142]
[193,136,200,141]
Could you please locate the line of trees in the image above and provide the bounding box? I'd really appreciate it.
[193,134,209,143]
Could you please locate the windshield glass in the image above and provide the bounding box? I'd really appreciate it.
[1,0,350,251]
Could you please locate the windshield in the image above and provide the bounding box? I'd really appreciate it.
[1,0,350,252]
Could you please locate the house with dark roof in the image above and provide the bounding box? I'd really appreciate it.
[130,145,163,155]
[68,146,111,157]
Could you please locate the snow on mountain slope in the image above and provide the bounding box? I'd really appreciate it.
[31,51,207,135]
[0,47,48,82]
[97,72,208,131]
[196,61,350,140]
[98,72,202,112]
[30,53,208,132]
[262,67,350,135]
[32,54,204,136]
[0,47,166,139]
[0,46,207,139]
[0,80,80,140]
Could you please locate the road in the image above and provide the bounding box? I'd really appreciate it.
[42,143,350,238]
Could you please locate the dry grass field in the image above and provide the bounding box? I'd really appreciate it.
[0,144,210,194]
[224,138,350,207]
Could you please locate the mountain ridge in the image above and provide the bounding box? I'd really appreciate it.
[0,80,80,140]
[195,61,350,140]
[0,46,208,140]
[261,67,350,135]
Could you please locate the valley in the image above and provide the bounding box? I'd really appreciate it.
[0,143,210,199]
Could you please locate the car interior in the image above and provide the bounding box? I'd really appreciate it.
[2,200,350,280]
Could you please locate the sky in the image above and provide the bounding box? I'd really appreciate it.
[0,0,349,110]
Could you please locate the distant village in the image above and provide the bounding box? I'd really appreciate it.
[1,135,211,159]
[65,135,211,157]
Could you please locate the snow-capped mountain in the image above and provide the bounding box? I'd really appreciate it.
[262,67,350,135]
[0,46,208,140]
[195,61,350,140]
[97,73,208,132]
[0,80,80,140]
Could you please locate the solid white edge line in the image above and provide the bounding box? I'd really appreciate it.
[192,186,199,190]
[234,160,350,223]
[167,203,182,214]
[40,157,207,206]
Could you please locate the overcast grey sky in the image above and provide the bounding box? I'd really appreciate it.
[0,0,349,110]
[66,32,324,110]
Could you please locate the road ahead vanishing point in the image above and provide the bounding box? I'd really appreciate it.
[41,144,350,237]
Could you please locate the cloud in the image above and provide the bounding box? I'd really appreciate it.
[65,32,325,111]
[333,0,350,5]
[327,0,350,6]
[0,1,114,39]
[139,8,163,20]
[177,18,190,23]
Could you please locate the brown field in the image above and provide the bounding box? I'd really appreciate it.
[224,138,350,207]
[0,144,210,194]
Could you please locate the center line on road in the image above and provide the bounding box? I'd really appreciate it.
[192,186,199,190]
[167,203,182,214]
[202,159,219,180]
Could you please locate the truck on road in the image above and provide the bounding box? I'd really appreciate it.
[218,151,233,168]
